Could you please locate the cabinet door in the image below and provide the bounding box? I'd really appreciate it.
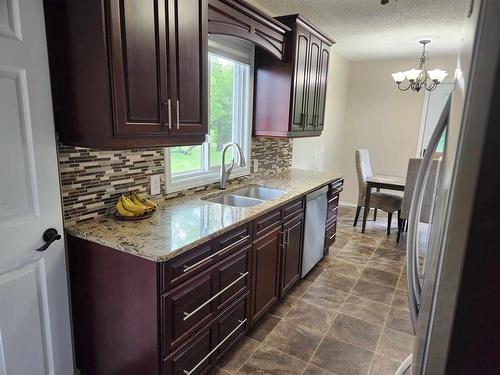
[290,26,310,132]
[305,34,322,131]
[315,42,330,131]
[108,0,168,135]
[280,213,304,296]
[251,226,282,325]
[168,0,208,135]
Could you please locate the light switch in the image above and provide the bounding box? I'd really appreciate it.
[150,175,161,195]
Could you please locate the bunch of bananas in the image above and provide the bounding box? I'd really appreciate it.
[115,192,157,218]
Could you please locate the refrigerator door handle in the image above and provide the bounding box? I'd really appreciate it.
[406,95,451,333]
[395,354,412,375]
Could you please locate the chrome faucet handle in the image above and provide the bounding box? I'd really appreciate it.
[226,159,236,174]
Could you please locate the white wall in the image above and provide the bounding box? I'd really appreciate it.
[338,55,457,205]
[292,55,457,205]
[292,53,350,174]
[247,0,458,207]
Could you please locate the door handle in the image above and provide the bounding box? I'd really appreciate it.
[406,95,450,333]
[35,228,61,252]
[176,100,180,130]
[167,99,172,130]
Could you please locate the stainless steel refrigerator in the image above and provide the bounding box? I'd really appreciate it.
[396,0,500,373]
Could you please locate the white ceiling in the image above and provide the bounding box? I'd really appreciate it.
[251,0,469,60]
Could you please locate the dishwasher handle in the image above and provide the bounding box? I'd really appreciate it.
[306,185,329,201]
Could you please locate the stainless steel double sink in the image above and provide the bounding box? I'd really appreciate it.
[203,186,285,207]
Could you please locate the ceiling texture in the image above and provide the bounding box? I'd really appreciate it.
[251,0,469,60]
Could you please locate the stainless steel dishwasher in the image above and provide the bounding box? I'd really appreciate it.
[301,185,329,277]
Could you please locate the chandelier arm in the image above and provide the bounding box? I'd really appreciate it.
[397,82,412,91]
[428,81,438,91]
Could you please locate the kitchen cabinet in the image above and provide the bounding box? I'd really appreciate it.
[254,14,334,138]
[324,179,343,252]
[66,182,341,375]
[207,0,290,61]
[43,0,207,149]
[280,212,305,296]
[250,226,282,324]
[250,198,305,324]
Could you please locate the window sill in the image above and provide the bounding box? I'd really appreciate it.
[165,167,251,194]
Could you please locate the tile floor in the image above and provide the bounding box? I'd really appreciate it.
[212,206,415,375]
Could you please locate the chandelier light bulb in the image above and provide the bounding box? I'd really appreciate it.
[405,69,422,81]
[428,69,448,82]
[391,71,406,83]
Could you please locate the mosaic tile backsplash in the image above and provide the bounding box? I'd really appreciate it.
[58,137,293,223]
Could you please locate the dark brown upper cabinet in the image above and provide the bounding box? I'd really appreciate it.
[44,0,207,149]
[254,14,334,138]
[207,0,290,61]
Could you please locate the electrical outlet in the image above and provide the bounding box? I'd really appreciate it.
[253,159,259,172]
[149,175,161,196]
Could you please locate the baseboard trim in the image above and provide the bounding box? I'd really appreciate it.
[339,201,357,208]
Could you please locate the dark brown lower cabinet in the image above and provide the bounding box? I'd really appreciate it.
[280,213,305,296]
[67,182,342,375]
[161,245,251,355]
[162,293,250,375]
[324,180,343,252]
[250,226,282,325]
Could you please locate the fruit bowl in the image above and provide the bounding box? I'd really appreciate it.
[114,193,158,220]
[113,210,155,221]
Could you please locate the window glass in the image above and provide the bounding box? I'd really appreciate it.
[166,37,253,192]
[170,146,203,175]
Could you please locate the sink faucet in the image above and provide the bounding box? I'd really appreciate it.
[219,142,246,189]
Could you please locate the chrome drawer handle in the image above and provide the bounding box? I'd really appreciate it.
[182,235,250,273]
[182,318,247,375]
[183,272,249,321]
[328,232,336,240]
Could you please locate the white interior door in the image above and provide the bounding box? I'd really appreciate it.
[0,1,74,374]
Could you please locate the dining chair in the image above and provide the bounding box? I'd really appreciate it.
[397,158,440,243]
[354,149,403,235]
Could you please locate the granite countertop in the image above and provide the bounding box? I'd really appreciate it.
[65,169,342,262]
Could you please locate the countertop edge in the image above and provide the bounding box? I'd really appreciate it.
[65,173,343,263]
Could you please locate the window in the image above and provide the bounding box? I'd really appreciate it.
[165,37,254,192]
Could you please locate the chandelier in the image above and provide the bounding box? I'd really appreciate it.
[392,40,448,92]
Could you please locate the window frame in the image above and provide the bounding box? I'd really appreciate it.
[164,37,254,193]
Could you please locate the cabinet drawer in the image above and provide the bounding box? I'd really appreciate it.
[329,179,344,197]
[161,243,213,292]
[162,326,212,375]
[253,209,282,237]
[213,293,250,361]
[160,223,251,293]
[214,244,252,312]
[161,272,214,356]
[282,198,305,221]
[328,193,339,207]
[161,246,251,355]
[325,222,337,249]
[327,204,338,223]
[217,223,252,255]
[162,293,250,375]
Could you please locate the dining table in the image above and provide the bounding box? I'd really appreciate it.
[362,174,406,233]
